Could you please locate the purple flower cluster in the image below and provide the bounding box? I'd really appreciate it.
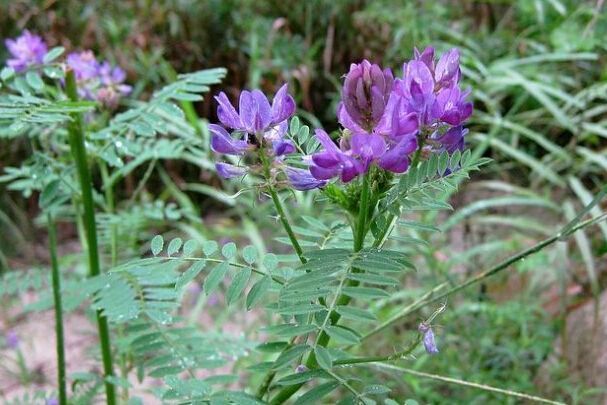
[66,51,132,108]
[211,85,326,190]
[4,31,47,72]
[3,31,131,108]
[309,47,472,183]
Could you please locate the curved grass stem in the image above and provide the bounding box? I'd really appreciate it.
[375,364,565,405]
[361,213,607,342]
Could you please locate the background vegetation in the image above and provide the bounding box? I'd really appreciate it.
[0,0,606,403]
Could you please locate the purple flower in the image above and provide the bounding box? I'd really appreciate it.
[396,47,472,129]
[263,121,295,156]
[5,330,19,349]
[340,60,394,133]
[310,129,364,183]
[432,85,473,126]
[211,84,322,190]
[5,31,47,72]
[413,46,435,72]
[309,47,471,184]
[311,96,419,182]
[210,124,250,155]
[46,398,59,405]
[215,84,295,134]
[66,52,131,107]
[397,60,435,122]
[378,134,417,173]
[432,125,468,153]
[215,162,247,179]
[285,167,327,190]
[95,62,132,107]
[435,48,461,88]
[419,323,439,355]
[66,51,99,81]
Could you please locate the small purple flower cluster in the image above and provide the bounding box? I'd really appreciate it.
[66,51,132,108]
[309,47,472,183]
[210,84,326,190]
[4,31,131,108]
[4,30,47,72]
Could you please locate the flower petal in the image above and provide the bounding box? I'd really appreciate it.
[337,103,366,134]
[310,163,341,180]
[351,133,386,161]
[273,140,296,156]
[215,92,242,129]
[285,167,326,190]
[312,151,341,168]
[379,135,417,173]
[271,83,296,124]
[209,124,249,155]
[239,90,256,132]
[216,162,247,179]
[435,48,460,87]
[251,89,272,132]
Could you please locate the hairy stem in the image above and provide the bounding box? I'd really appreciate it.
[65,70,116,405]
[47,213,67,405]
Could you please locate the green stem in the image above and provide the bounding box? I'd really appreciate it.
[376,364,564,405]
[256,155,308,400]
[260,151,307,264]
[269,174,372,404]
[47,214,67,405]
[354,175,370,252]
[335,334,422,366]
[267,184,306,264]
[65,70,116,405]
[373,138,426,248]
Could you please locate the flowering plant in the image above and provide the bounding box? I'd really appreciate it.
[2,29,603,405]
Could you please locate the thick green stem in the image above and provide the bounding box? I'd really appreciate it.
[373,137,426,248]
[270,174,372,404]
[65,70,116,405]
[354,175,370,251]
[47,213,67,405]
